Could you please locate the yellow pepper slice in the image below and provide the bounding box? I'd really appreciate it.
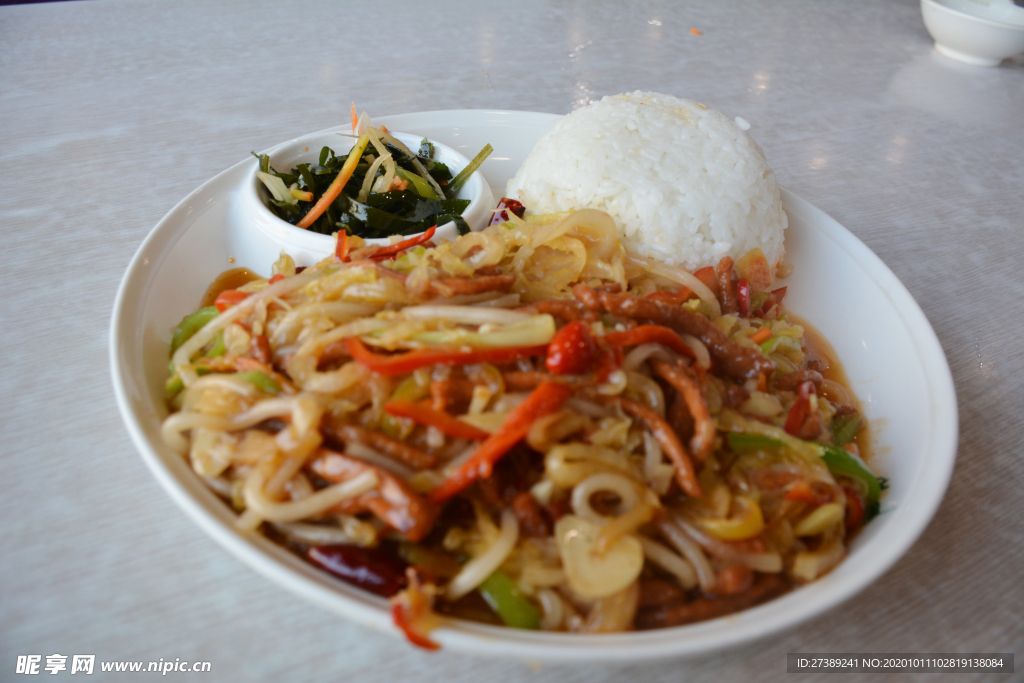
[696,495,765,541]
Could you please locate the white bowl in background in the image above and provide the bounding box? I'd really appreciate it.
[921,0,1024,66]
[247,129,494,265]
[111,110,958,662]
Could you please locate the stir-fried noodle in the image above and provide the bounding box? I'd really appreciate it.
[162,207,880,646]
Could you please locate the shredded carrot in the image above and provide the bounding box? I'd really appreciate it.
[384,400,490,441]
[380,124,389,134]
[390,570,441,650]
[345,337,548,377]
[297,134,370,230]
[214,289,251,313]
[335,231,350,262]
[366,226,436,261]
[757,372,768,392]
[691,27,702,35]
[751,327,772,345]
[428,382,573,503]
[350,102,358,134]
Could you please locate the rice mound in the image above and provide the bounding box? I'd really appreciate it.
[506,91,787,271]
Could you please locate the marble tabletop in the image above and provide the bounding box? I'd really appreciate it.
[2,1,1021,681]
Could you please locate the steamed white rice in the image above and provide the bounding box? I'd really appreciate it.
[505,91,787,271]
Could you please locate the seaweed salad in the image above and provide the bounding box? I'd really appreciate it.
[254,123,491,240]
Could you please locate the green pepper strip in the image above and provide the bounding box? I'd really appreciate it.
[164,374,184,396]
[234,371,281,395]
[726,432,881,519]
[726,433,783,451]
[831,412,862,447]
[395,168,439,200]
[170,306,219,355]
[477,571,540,630]
[165,328,225,397]
[817,443,881,518]
[446,144,493,198]
[204,331,226,359]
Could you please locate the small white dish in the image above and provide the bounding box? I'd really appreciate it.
[246,129,494,265]
[921,0,1024,66]
[111,110,958,662]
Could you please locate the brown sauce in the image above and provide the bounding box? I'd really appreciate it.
[790,313,871,463]
[199,267,262,308]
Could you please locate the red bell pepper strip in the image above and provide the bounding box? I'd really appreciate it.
[602,324,696,359]
[784,380,816,436]
[428,382,573,503]
[737,279,751,317]
[384,400,490,441]
[368,226,436,261]
[344,337,548,377]
[214,289,252,313]
[545,320,597,375]
[693,266,718,294]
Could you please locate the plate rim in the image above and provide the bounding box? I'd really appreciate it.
[109,108,958,662]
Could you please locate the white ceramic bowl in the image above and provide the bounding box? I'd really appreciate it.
[921,0,1024,66]
[111,110,958,662]
[247,129,494,265]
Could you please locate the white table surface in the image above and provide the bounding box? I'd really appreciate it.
[2,1,1022,681]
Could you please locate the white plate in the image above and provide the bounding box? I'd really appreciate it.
[110,110,958,663]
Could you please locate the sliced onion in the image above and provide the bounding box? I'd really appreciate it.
[470,293,522,308]
[820,378,856,408]
[627,252,722,318]
[450,232,506,268]
[401,305,531,326]
[625,371,665,417]
[377,129,446,199]
[577,581,640,633]
[446,509,519,600]
[571,472,640,522]
[555,515,643,599]
[681,334,711,370]
[621,343,677,372]
[357,152,388,202]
